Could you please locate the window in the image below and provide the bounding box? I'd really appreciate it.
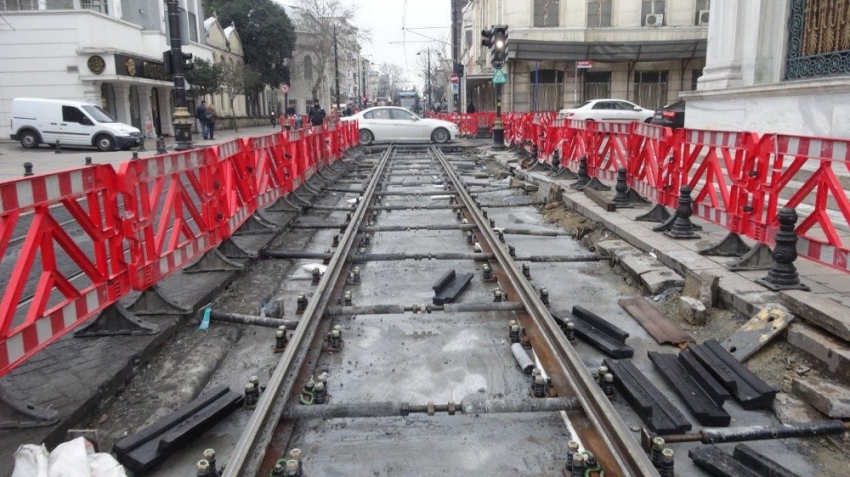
[364,108,391,120]
[188,12,198,42]
[533,0,560,28]
[391,109,414,120]
[613,101,638,110]
[81,0,108,14]
[1,0,37,9]
[591,101,610,110]
[633,71,668,110]
[100,83,117,118]
[464,30,473,51]
[583,72,611,101]
[530,69,564,111]
[587,0,612,27]
[304,56,313,81]
[641,0,665,26]
[695,0,710,25]
[691,69,703,90]
[62,106,87,123]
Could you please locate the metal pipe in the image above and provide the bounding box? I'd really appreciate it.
[281,397,582,420]
[374,191,457,196]
[511,343,535,374]
[351,253,493,262]
[264,251,334,260]
[325,301,525,316]
[266,251,599,263]
[650,420,850,449]
[209,310,299,329]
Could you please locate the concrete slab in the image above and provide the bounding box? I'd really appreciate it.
[787,323,850,385]
[780,290,850,342]
[640,269,684,295]
[791,377,850,418]
[619,251,669,277]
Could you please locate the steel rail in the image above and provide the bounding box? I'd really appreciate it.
[432,145,659,477]
[221,145,393,477]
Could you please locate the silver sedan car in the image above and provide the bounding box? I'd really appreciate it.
[342,106,458,145]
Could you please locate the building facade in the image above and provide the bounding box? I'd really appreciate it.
[459,0,709,113]
[0,0,210,139]
[203,16,247,117]
[682,0,850,138]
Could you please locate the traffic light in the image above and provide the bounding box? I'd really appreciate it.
[491,24,508,69]
[182,52,194,71]
[163,50,173,75]
[481,27,494,48]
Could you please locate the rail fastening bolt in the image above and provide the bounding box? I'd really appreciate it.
[271,462,286,477]
[286,459,299,476]
[332,233,340,247]
[508,243,516,258]
[203,449,216,474]
[482,210,488,219]
[329,329,342,349]
[344,290,353,306]
[540,288,549,305]
[196,459,211,477]
[509,324,521,344]
[244,382,258,410]
[312,267,321,285]
[489,218,496,228]
[571,453,585,477]
[482,263,493,281]
[313,381,326,404]
[274,329,287,353]
[532,375,546,398]
[565,321,577,344]
[659,448,675,477]
[466,231,474,244]
[602,373,615,399]
[597,366,609,384]
[497,230,505,243]
[522,262,531,279]
[566,441,580,470]
[296,293,308,314]
[289,448,304,476]
[249,375,261,399]
[456,210,463,220]
[352,266,361,284]
[333,324,342,338]
[650,437,665,468]
[493,289,503,302]
[323,249,332,265]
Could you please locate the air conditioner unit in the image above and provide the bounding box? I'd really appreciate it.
[645,14,663,27]
[698,10,710,25]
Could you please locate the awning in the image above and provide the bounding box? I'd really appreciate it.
[465,74,493,90]
[509,39,706,62]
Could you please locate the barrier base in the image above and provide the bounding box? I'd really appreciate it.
[553,167,578,180]
[74,303,160,337]
[0,385,59,429]
[635,204,672,223]
[218,237,258,259]
[700,232,751,257]
[233,213,277,236]
[184,247,244,274]
[128,284,192,316]
[290,192,314,206]
[727,242,774,271]
[612,189,651,209]
[756,275,810,292]
[584,177,612,192]
[527,161,545,172]
[266,195,304,214]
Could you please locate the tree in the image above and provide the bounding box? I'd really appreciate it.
[220,63,263,131]
[292,0,370,100]
[206,0,296,87]
[378,63,405,100]
[185,58,222,100]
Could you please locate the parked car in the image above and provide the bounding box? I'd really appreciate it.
[557,99,655,123]
[650,100,686,129]
[10,98,142,151]
[341,106,458,145]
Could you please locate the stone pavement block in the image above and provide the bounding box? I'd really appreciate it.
[773,392,822,425]
[791,377,850,418]
[619,251,668,277]
[655,249,727,276]
[679,296,707,325]
[807,275,850,293]
[780,290,850,342]
[787,323,850,385]
[595,239,635,258]
[641,269,684,295]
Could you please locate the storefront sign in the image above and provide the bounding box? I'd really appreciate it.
[576,60,594,69]
[115,54,173,82]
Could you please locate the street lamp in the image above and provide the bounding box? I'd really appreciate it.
[417,49,432,111]
[165,0,193,150]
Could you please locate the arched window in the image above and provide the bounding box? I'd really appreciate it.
[304,56,313,81]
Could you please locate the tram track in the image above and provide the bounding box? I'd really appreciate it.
[221,144,656,477]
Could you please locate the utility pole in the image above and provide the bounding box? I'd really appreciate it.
[427,51,432,110]
[333,24,341,109]
[165,0,193,150]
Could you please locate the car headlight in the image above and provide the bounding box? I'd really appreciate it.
[449,124,458,130]
[118,129,132,136]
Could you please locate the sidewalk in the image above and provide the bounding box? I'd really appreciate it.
[0,124,283,180]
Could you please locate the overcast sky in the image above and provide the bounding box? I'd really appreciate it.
[278,0,452,90]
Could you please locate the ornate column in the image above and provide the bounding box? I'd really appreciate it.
[697,0,745,90]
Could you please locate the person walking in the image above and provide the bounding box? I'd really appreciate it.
[205,102,217,140]
[195,100,208,139]
[467,100,476,113]
[309,99,326,127]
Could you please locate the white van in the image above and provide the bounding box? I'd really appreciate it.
[9,98,143,151]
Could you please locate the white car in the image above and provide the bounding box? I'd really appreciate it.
[557,99,655,123]
[342,106,458,145]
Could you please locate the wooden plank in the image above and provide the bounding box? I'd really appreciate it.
[618,296,694,346]
[583,187,616,212]
[720,303,794,362]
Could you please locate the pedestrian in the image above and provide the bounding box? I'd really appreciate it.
[345,104,353,117]
[309,99,326,127]
[270,108,277,128]
[467,100,476,113]
[195,100,208,139]
[205,102,217,140]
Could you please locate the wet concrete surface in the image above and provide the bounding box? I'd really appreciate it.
[86,148,824,476]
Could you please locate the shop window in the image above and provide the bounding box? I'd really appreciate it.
[530,69,564,111]
[101,83,117,118]
[582,71,611,102]
[633,71,668,110]
[129,85,142,130]
[641,0,665,26]
[533,0,560,28]
[587,0,612,27]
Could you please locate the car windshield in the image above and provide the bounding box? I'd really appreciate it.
[82,105,117,123]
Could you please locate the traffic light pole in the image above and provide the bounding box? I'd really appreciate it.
[493,82,504,149]
[165,0,193,151]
